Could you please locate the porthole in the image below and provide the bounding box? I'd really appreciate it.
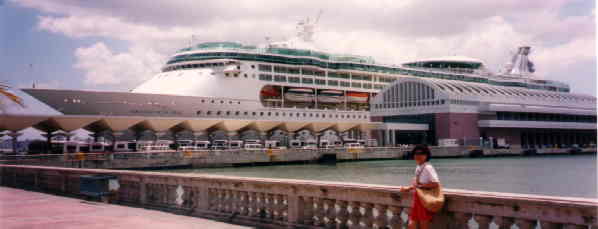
[217,111,221,115]
[235,111,240,115]
[226,111,230,115]
[220,100,224,104]
[207,111,212,115]
[196,111,202,115]
[244,111,248,115]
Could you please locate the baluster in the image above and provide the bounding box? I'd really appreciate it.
[257,193,267,218]
[221,190,229,212]
[474,215,493,229]
[267,193,276,220]
[540,221,563,229]
[314,198,327,226]
[240,191,249,216]
[337,200,350,229]
[493,216,515,229]
[361,203,374,229]
[453,212,472,229]
[388,206,403,229]
[250,192,260,217]
[324,199,337,228]
[349,201,362,229]
[375,204,389,229]
[230,190,239,213]
[214,189,223,212]
[515,219,537,229]
[303,197,315,225]
[275,194,286,221]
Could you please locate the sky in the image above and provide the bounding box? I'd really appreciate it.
[0,0,596,139]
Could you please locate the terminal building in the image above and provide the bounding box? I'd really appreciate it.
[370,51,597,149]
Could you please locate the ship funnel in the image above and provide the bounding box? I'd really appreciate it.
[505,46,535,77]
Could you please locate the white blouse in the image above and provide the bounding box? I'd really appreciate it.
[415,163,439,184]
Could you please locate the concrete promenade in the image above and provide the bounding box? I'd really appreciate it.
[0,187,250,229]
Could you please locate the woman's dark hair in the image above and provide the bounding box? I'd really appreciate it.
[412,144,431,162]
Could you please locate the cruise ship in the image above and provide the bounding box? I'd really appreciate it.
[20,17,591,147]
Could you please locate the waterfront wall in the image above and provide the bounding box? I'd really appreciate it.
[1,164,596,229]
[1,146,595,169]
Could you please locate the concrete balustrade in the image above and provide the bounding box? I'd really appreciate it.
[1,164,596,229]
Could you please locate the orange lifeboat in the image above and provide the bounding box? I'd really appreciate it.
[346,92,369,103]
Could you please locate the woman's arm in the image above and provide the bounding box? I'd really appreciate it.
[417,182,439,189]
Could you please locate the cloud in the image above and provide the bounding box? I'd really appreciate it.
[73,42,163,89]
[11,0,597,95]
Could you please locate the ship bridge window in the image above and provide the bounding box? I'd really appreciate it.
[327,80,339,86]
[274,75,287,82]
[259,74,273,81]
[302,78,313,84]
[258,64,272,72]
[340,81,350,87]
[289,77,300,83]
[315,79,326,85]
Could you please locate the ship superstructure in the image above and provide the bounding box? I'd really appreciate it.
[20,16,588,145]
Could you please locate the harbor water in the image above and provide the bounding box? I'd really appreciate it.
[165,154,597,198]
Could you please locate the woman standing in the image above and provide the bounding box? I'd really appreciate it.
[400,144,440,229]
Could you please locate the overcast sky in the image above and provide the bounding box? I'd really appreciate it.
[0,0,596,138]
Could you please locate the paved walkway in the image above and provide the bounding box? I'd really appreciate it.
[0,187,252,229]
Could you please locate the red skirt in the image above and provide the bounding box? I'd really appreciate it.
[410,190,433,221]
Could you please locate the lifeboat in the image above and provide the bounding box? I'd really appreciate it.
[285,88,314,102]
[346,92,369,103]
[317,90,344,103]
[260,86,281,97]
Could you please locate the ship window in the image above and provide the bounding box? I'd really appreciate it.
[217,111,222,115]
[201,99,205,103]
[235,111,240,115]
[327,80,339,86]
[244,74,248,78]
[238,101,241,104]
[234,73,238,77]
[211,100,215,103]
[229,101,233,104]
[207,111,212,115]
[302,78,314,84]
[225,73,229,77]
[303,113,306,117]
[309,113,313,117]
[196,111,202,115]
[251,65,255,69]
[226,111,230,115]
[220,100,224,104]
[268,112,271,116]
[275,112,279,116]
[260,112,264,116]
[289,113,293,117]
[252,112,256,116]
[244,111,248,115]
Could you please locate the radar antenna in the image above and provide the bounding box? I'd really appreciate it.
[296,10,323,42]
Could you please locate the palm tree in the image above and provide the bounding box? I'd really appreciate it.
[0,83,24,110]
